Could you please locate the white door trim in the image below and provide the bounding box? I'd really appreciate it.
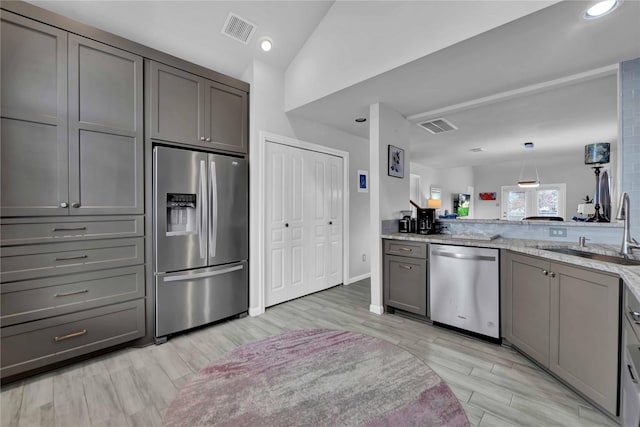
[251,131,350,316]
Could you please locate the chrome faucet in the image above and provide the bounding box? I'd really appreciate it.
[616,192,640,256]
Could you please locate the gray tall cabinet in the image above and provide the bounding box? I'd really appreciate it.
[0,1,250,381]
[1,10,144,379]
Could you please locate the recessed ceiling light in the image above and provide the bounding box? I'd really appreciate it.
[259,37,272,52]
[584,0,619,19]
[355,117,367,123]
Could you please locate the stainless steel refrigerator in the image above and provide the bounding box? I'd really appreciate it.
[153,146,248,341]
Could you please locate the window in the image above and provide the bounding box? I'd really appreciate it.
[501,183,566,220]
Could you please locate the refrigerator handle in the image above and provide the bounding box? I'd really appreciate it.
[209,160,218,259]
[162,264,244,282]
[199,160,207,259]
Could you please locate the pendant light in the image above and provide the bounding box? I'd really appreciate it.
[517,142,540,188]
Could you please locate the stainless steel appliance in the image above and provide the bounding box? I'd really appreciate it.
[623,344,640,427]
[153,146,248,342]
[429,244,499,339]
[417,208,436,234]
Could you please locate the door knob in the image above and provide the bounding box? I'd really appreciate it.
[60,202,68,208]
[200,137,205,141]
[206,137,211,142]
[71,202,80,208]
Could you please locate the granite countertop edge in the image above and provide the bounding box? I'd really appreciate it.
[381,232,640,301]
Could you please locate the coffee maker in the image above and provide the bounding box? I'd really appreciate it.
[417,208,436,234]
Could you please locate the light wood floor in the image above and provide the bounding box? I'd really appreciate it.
[1,279,618,426]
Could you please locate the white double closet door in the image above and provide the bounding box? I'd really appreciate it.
[265,141,343,307]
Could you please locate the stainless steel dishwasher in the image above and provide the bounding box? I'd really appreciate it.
[429,244,500,339]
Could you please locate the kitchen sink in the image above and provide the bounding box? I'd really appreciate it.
[540,247,640,266]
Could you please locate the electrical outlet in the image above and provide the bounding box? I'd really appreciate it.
[362,254,366,262]
[549,227,567,237]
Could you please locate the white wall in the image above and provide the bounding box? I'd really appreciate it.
[369,102,411,314]
[284,1,555,111]
[410,163,474,216]
[473,152,617,220]
[247,59,371,315]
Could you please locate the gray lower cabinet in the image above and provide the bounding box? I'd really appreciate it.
[383,240,428,316]
[1,299,145,378]
[149,60,248,153]
[0,220,146,379]
[0,12,143,216]
[502,251,551,367]
[502,250,621,416]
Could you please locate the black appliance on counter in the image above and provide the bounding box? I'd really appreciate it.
[417,208,436,234]
[399,214,416,233]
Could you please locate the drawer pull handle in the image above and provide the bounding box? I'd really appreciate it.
[54,255,88,261]
[398,247,412,252]
[54,329,87,342]
[631,311,640,324]
[54,289,89,297]
[399,265,412,270]
[52,227,87,232]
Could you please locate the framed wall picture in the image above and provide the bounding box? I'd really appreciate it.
[358,170,369,193]
[388,145,404,178]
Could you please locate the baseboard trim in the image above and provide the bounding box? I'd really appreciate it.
[369,304,384,315]
[249,307,264,317]
[345,272,371,285]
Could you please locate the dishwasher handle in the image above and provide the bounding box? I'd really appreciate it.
[431,250,496,262]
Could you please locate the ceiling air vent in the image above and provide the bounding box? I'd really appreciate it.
[221,13,257,45]
[418,118,458,134]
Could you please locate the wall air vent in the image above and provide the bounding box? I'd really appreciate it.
[221,13,257,44]
[417,118,458,134]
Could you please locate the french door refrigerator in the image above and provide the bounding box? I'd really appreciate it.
[153,146,248,341]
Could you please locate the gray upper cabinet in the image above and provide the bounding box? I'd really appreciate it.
[149,61,204,145]
[68,35,143,215]
[1,12,69,217]
[205,80,248,153]
[0,15,143,217]
[149,61,248,154]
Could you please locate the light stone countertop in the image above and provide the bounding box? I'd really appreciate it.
[381,232,640,302]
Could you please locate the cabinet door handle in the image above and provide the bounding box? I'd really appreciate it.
[54,329,87,342]
[59,202,68,208]
[71,202,80,208]
[549,272,556,278]
[54,255,88,261]
[399,264,412,270]
[630,311,640,324]
[398,247,412,252]
[200,136,205,141]
[54,289,89,297]
[52,227,87,232]
[542,270,549,276]
[206,137,211,142]
[285,223,289,228]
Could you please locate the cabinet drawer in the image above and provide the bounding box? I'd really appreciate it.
[384,240,427,259]
[1,216,143,246]
[1,299,145,378]
[1,265,145,326]
[1,237,144,283]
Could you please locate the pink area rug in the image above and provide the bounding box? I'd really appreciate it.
[162,329,469,427]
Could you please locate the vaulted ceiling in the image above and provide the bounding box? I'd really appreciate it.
[29,1,640,168]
